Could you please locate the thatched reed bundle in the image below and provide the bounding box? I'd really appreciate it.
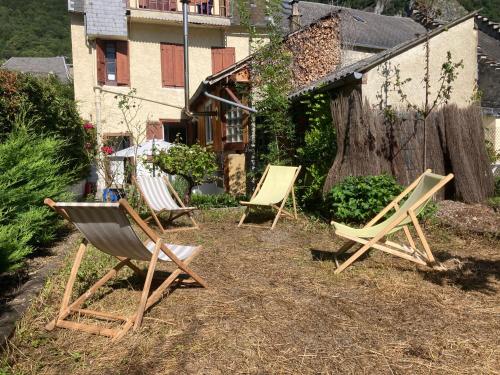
[323,91,494,203]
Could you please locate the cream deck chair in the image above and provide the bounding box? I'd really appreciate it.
[238,165,301,230]
[134,175,198,233]
[331,170,454,274]
[44,198,207,341]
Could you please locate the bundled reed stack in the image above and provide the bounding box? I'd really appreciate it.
[323,91,494,203]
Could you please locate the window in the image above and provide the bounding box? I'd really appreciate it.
[105,42,117,83]
[103,134,131,151]
[205,102,213,144]
[163,121,187,143]
[97,40,130,86]
[211,47,235,74]
[161,44,184,88]
[193,0,213,15]
[225,106,243,143]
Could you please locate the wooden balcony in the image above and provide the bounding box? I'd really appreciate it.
[128,0,231,17]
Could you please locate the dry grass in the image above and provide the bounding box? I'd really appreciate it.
[1,209,499,374]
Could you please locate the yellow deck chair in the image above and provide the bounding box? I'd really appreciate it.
[238,164,301,230]
[331,170,454,274]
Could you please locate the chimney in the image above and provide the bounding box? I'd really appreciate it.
[289,0,301,32]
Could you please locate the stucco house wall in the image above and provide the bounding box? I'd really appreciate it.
[362,18,477,108]
[71,14,252,139]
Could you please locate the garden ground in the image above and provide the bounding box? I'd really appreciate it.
[1,207,499,374]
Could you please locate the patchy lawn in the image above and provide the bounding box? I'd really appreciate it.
[1,208,499,374]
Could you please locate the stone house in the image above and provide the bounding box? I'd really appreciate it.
[68,0,267,190]
[288,11,477,110]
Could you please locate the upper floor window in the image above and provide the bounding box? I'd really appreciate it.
[97,40,130,86]
[161,43,184,88]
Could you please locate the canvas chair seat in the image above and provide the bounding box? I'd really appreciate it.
[330,170,454,274]
[44,198,207,341]
[144,241,197,261]
[137,176,195,212]
[238,164,301,230]
[134,175,199,233]
[241,166,300,206]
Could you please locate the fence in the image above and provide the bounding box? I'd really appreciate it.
[323,91,495,203]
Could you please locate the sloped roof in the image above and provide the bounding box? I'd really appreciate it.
[85,0,128,39]
[283,2,426,50]
[1,57,71,83]
[289,11,477,99]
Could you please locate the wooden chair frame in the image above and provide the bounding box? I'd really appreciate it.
[238,165,302,230]
[332,170,454,274]
[44,198,207,341]
[133,175,199,233]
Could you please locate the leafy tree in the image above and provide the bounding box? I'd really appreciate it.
[0,70,87,177]
[152,143,218,203]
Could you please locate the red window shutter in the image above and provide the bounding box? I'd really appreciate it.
[211,48,223,74]
[161,44,184,88]
[174,45,185,87]
[116,41,130,86]
[222,47,235,70]
[96,39,106,85]
[161,44,175,87]
[212,47,235,74]
[146,121,163,140]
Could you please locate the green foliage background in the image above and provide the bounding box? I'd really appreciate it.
[0,0,71,60]
[0,71,87,177]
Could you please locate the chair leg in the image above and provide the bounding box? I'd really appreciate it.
[238,207,250,227]
[409,212,435,264]
[134,240,161,330]
[270,209,282,230]
[292,187,298,219]
[334,242,372,274]
[46,241,88,331]
[150,209,166,233]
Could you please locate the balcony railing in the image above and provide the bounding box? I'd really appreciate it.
[132,0,230,17]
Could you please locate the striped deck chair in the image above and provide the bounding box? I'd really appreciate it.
[331,170,454,274]
[238,165,301,230]
[134,175,199,233]
[44,198,207,341]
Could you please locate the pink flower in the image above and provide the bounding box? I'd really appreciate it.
[101,146,114,155]
[84,122,95,130]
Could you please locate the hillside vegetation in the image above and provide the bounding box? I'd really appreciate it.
[308,0,499,21]
[0,0,71,61]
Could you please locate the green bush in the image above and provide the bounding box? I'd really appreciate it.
[494,176,500,197]
[0,128,74,273]
[153,143,218,203]
[191,193,244,209]
[0,70,87,177]
[488,196,500,212]
[325,175,404,223]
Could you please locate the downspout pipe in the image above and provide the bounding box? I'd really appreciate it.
[181,0,191,116]
[204,92,258,113]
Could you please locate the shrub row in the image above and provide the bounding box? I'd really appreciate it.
[0,128,74,273]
